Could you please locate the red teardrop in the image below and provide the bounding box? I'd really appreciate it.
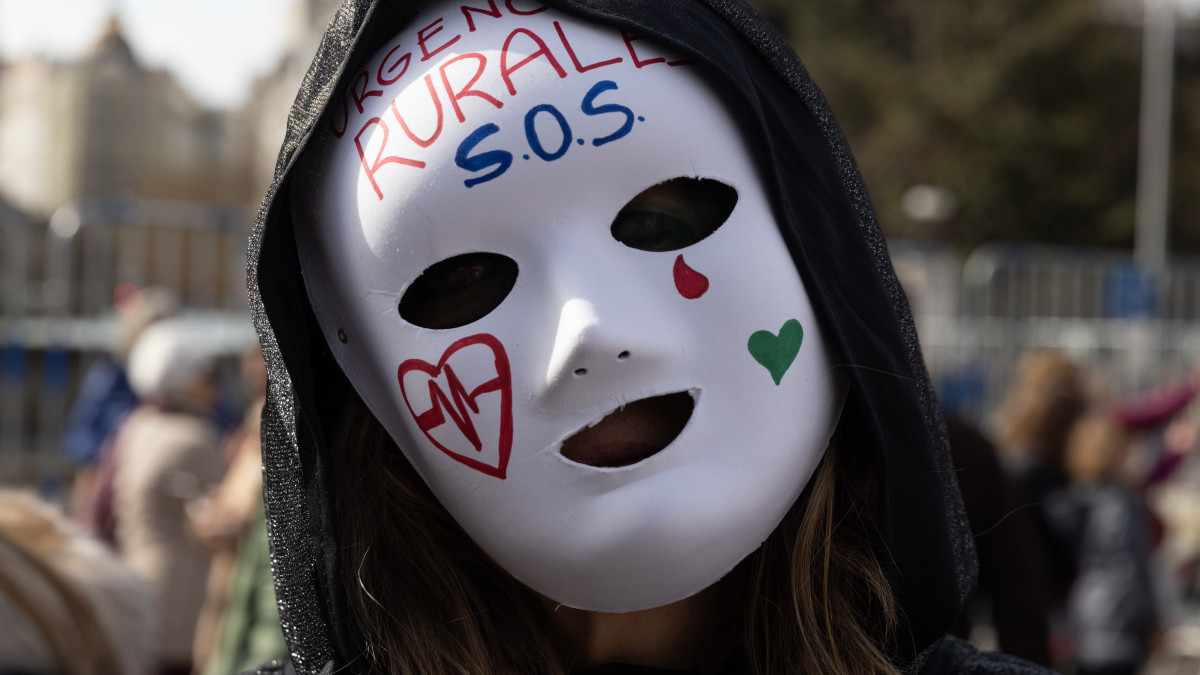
[673,254,709,299]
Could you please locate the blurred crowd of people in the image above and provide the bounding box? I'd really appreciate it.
[0,289,287,675]
[954,349,1200,674]
[2,288,1200,674]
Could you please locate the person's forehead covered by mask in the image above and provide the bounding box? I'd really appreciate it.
[292,0,842,612]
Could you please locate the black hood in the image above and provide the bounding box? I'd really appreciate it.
[249,1,976,672]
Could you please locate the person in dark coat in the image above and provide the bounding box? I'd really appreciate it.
[944,414,1052,666]
[1063,414,1157,675]
[62,288,180,469]
[246,1,1055,673]
[995,350,1090,605]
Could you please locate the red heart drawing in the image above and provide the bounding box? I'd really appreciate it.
[397,333,513,479]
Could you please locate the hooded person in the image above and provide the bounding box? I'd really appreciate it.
[249,2,1053,673]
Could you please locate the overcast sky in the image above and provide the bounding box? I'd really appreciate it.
[0,0,297,109]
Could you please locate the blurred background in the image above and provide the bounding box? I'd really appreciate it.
[0,0,345,489]
[0,0,1199,673]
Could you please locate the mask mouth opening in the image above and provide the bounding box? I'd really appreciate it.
[559,391,695,468]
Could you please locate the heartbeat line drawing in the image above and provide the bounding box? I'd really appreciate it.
[399,333,513,478]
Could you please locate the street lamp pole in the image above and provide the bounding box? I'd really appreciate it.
[1134,0,1176,277]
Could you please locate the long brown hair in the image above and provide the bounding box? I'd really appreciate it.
[0,492,122,675]
[996,350,1088,466]
[333,394,898,674]
[1064,412,1131,484]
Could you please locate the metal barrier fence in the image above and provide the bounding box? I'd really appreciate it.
[890,240,1200,426]
[0,197,257,490]
[4,227,1200,488]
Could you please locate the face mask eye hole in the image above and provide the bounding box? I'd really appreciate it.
[398,252,519,329]
[610,177,738,253]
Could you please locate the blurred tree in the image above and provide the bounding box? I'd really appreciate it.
[749,0,1197,253]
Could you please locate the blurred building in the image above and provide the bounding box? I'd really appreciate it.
[0,17,257,316]
[0,18,256,218]
[246,0,342,195]
[0,18,262,482]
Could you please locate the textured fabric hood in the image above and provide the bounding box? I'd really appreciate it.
[248,1,976,672]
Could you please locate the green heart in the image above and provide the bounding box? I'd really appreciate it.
[747,319,804,386]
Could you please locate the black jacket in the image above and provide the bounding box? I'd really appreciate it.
[248,1,1054,673]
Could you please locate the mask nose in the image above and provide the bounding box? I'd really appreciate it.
[541,294,678,400]
[545,298,625,385]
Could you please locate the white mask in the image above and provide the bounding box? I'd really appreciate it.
[294,0,843,612]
